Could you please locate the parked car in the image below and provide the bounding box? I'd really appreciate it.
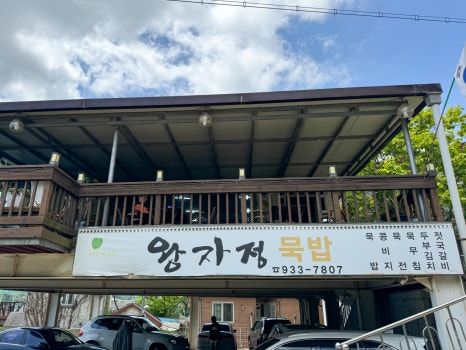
[266,323,327,340]
[0,326,106,350]
[254,329,427,350]
[197,322,237,350]
[248,318,291,349]
[78,315,190,350]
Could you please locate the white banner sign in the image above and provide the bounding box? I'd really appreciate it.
[72,223,463,277]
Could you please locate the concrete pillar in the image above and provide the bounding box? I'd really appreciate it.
[90,295,104,318]
[356,290,377,331]
[189,297,201,350]
[45,293,60,326]
[308,298,321,326]
[324,292,340,330]
[430,275,466,350]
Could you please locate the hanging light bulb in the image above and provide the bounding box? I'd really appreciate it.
[198,112,212,127]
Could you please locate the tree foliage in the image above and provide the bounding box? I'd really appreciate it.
[57,294,91,329]
[25,292,48,326]
[360,105,466,220]
[137,296,189,318]
[25,292,91,327]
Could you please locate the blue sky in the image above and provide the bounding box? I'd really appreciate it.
[0,0,464,111]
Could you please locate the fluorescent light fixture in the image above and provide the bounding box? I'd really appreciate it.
[77,172,86,184]
[239,168,245,179]
[329,166,337,177]
[49,152,61,166]
[426,163,437,177]
[156,170,164,182]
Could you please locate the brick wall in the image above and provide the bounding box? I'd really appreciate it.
[199,297,300,349]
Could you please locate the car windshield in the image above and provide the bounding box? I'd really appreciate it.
[264,320,291,333]
[271,323,288,334]
[40,329,81,347]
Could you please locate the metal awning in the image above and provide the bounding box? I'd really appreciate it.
[0,84,442,182]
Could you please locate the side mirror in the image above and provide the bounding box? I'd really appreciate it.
[38,343,50,350]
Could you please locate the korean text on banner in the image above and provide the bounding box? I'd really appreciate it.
[455,43,466,100]
[72,223,464,277]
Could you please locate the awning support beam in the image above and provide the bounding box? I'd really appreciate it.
[400,117,427,220]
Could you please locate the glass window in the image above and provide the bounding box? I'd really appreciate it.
[24,331,45,347]
[201,324,212,332]
[108,318,123,331]
[92,317,122,331]
[0,330,25,344]
[128,319,143,333]
[256,303,276,318]
[212,302,234,322]
[213,303,222,320]
[223,303,233,322]
[220,324,231,332]
[38,328,80,347]
[134,317,159,331]
[263,303,276,318]
[92,318,109,330]
[61,293,76,306]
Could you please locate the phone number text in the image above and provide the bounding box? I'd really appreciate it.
[272,265,343,274]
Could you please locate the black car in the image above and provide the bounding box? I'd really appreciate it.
[0,327,106,350]
[197,322,237,350]
[248,318,291,349]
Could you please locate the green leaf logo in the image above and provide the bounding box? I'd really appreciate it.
[92,237,103,250]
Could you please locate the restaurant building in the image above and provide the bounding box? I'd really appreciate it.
[0,83,464,349]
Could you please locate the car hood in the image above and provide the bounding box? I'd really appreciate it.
[149,330,188,340]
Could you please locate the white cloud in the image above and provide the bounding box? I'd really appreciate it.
[0,0,354,101]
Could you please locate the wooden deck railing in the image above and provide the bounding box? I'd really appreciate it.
[0,165,79,236]
[0,165,443,253]
[77,175,442,227]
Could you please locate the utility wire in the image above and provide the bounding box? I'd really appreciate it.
[167,0,466,24]
[168,0,465,165]
[168,0,464,166]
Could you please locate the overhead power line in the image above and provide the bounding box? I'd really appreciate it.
[167,0,466,24]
